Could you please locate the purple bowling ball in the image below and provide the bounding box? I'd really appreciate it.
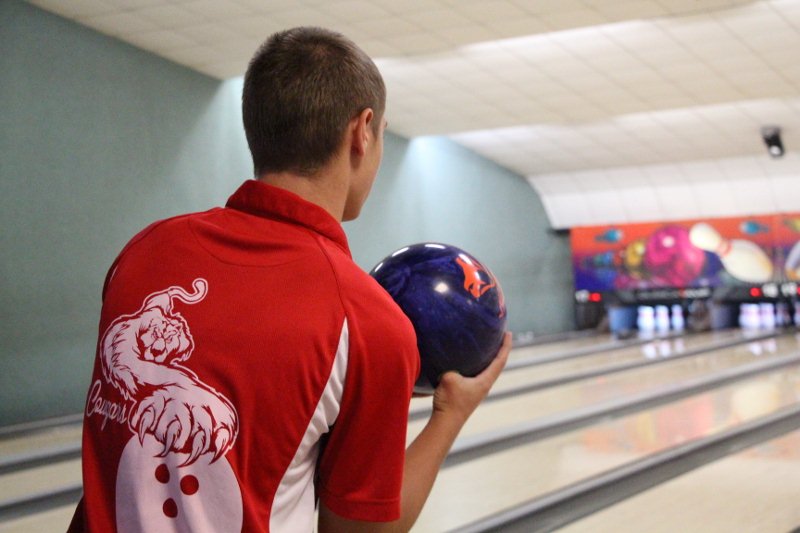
[644,226,705,287]
[370,243,507,394]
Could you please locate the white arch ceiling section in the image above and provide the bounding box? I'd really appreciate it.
[527,153,800,229]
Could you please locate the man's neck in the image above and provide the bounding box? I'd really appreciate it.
[257,165,348,222]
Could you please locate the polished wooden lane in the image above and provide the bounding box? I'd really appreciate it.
[0,504,75,533]
[560,428,800,533]
[507,332,646,363]
[409,330,750,414]
[492,329,745,393]
[411,366,800,532]
[0,423,81,459]
[408,333,799,443]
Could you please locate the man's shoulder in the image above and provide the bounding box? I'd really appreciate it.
[124,209,219,250]
[316,243,378,296]
[320,245,412,329]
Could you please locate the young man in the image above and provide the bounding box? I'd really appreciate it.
[70,27,510,532]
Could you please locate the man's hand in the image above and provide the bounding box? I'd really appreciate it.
[319,332,513,533]
[432,331,512,425]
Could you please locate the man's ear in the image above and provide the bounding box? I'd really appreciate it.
[351,108,374,157]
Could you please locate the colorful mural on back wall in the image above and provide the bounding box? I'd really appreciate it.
[571,213,800,292]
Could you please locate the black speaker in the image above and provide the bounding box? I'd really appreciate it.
[761,126,784,158]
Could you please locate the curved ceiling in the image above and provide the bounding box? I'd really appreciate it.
[27,0,800,228]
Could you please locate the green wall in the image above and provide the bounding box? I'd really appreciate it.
[0,1,573,427]
[346,135,574,337]
[0,1,251,426]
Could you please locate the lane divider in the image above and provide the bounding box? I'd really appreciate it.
[409,330,782,422]
[443,352,800,468]
[454,402,800,533]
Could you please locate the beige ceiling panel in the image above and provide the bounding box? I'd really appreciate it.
[317,1,392,22]
[32,0,116,18]
[131,4,205,29]
[25,0,800,227]
[82,11,159,35]
[101,0,162,8]
[602,0,669,20]
[123,29,197,51]
[436,25,497,47]
[458,0,529,23]
[541,8,609,30]
[181,0,253,19]
[484,16,550,38]
[400,8,473,31]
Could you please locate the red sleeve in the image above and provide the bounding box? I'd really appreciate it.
[316,274,419,522]
[66,498,85,533]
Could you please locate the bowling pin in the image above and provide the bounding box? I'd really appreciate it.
[759,302,776,330]
[655,305,670,333]
[689,223,773,283]
[670,304,685,331]
[637,306,655,335]
[739,303,760,330]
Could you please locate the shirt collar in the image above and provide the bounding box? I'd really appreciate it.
[226,179,351,255]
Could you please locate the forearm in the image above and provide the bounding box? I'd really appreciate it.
[395,410,465,531]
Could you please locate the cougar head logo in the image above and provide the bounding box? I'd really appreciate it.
[97,278,239,465]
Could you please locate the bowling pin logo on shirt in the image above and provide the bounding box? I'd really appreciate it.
[87,279,242,532]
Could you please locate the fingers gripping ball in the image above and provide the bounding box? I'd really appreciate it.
[370,243,507,395]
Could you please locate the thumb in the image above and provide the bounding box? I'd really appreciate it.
[438,370,464,387]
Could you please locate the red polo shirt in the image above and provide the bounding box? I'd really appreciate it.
[73,180,419,532]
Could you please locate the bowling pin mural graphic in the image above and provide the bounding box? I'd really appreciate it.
[91,279,242,532]
[688,223,773,283]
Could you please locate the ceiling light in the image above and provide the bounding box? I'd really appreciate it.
[761,126,784,158]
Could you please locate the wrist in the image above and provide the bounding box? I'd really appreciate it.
[429,407,468,434]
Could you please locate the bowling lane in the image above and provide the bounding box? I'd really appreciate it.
[493,329,746,394]
[0,423,82,458]
[413,332,626,412]
[560,432,800,533]
[410,366,800,532]
[507,332,656,363]
[409,330,713,413]
[407,333,799,443]
[0,504,76,533]
[0,458,80,504]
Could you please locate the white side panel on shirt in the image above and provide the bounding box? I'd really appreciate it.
[269,319,349,532]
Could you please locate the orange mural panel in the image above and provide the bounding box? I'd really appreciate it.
[571,215,784,292]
